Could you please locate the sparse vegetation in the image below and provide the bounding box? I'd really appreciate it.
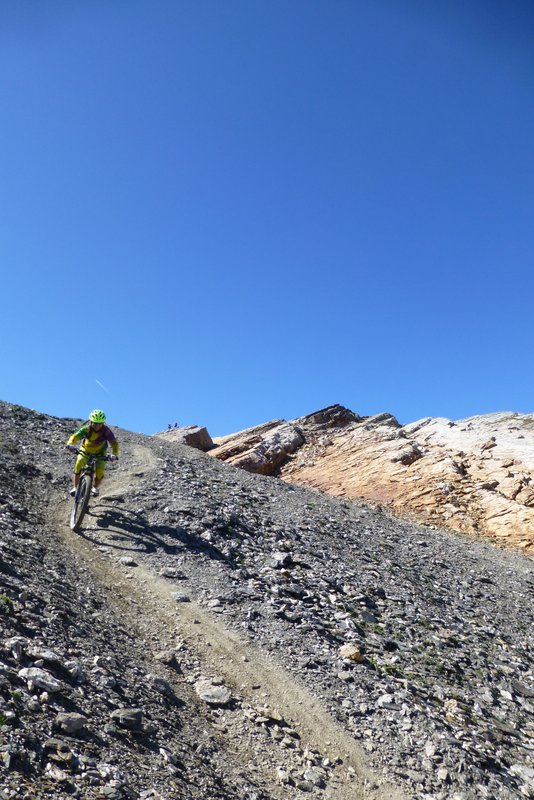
[0,595,14,615]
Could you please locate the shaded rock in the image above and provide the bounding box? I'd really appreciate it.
[159,567,184,579]
[303,766,326,787]
[55,712,88,735]
[147,674,175,698]
[173,593,190,603]
[110,708,143,729]
[154,649,179,668]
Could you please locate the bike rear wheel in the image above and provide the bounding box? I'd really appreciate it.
[70,473,92,531]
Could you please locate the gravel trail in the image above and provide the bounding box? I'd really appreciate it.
[51,435,403,800]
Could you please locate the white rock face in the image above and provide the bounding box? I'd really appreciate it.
[209,405,534,555]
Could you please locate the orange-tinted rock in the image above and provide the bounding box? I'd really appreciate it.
[209,406,534,555]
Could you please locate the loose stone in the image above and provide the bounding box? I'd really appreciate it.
[194,679,232,706]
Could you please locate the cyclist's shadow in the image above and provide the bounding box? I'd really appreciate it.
[80,504,228,563]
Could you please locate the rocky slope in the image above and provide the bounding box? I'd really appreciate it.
[1,401,533,800]
[197,405,534,555]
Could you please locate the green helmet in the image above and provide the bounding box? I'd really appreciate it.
[89,409,106,423]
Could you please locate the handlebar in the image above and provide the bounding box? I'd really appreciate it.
[66,446,117,461]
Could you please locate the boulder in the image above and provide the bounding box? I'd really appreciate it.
[194,679,232,706]
[155,425,214,452]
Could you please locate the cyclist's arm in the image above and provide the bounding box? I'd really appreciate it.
[105,427,119,456]
[67,424,89,447]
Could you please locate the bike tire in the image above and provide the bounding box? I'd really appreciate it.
[70,474,92,531]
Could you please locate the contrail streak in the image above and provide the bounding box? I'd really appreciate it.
[95,379,109,393]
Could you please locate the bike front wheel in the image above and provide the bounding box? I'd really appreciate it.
[70,473,92,531]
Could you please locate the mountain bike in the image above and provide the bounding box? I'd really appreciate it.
[66,446,115,531]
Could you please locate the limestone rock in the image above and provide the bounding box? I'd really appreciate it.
[210,407,534,554]
[212,420,306,475]
[18,667,63,693]
[339,644,364,662]
[155,425,214,452]
[194,678,232,706]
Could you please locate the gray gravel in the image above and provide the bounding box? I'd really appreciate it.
[0,400,532,799]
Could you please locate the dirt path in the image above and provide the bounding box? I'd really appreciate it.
[53,443,405,800]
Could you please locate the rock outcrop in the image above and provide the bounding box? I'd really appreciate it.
[157,424,214,451]
[208,405,534,555]
[211,420,305,475]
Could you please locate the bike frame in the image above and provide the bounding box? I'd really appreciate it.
[68,447,111,532]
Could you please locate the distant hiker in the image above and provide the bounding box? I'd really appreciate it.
[66,409,119,497]
[168,423,172,429]
[174,422,178,427]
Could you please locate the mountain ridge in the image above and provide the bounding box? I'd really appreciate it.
[157,404,534,556]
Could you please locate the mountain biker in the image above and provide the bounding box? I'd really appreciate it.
[66,409,119,497]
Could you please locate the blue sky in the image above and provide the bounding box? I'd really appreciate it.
[1,1,533,436]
